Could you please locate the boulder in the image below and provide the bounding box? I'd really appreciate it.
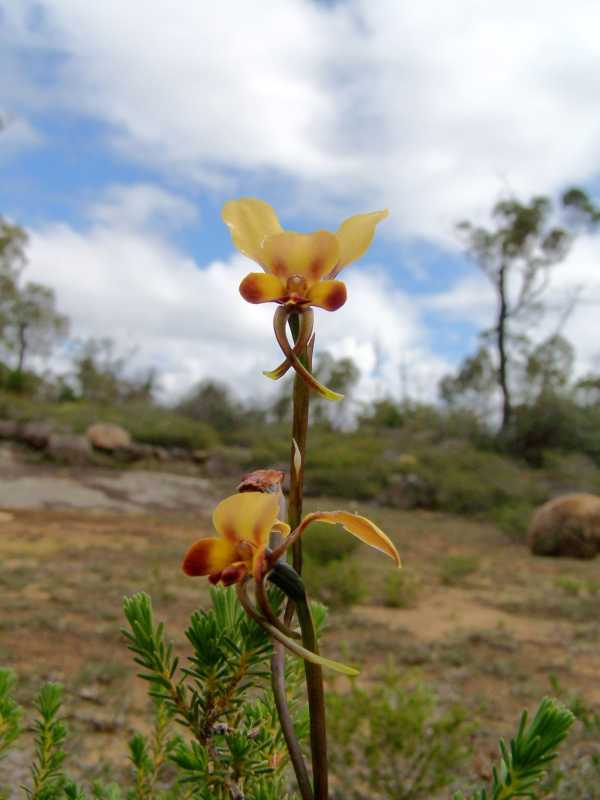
[528,493,600,559]
[123,442,155,461]
[47,433,92,465]
[21,421,53,449]
[86,422,132,452]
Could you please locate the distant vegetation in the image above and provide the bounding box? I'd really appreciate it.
[2,189,600,540]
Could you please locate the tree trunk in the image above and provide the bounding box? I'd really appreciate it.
[497,264,511,434]
[16,322,27,375]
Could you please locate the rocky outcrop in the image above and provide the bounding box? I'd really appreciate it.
[0,420,19,439]
[528,493,600,559]
[20,421,53,449]
[46,433,92,465]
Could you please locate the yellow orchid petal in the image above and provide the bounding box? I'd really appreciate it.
[213,492,281,547]
[260,231,340,283]
[334,209,389,274]
[309,511,401,566]
[306,279,347,311]
[182,538,237,577]
[239,272,286,304]
[272,520,291,537]
[222,198,283,266]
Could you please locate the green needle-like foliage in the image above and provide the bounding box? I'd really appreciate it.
[453,697,575,800]
[122,587,304,798]
[64,782,87,799]
[23,683,68,800]
[127,701,177,799]
[0,668,21,761]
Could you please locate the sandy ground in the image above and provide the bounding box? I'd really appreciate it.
[1,442,600,795]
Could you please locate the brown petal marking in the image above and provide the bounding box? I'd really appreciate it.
[325,283,347,310]
[220,563,247,586]
[239,272,285,304]
[309,258,324,280]
[306,279,347,311]
[271,259,287,279]
[182,538,237,576]
[220,525,238,543]
[208,572,222,585]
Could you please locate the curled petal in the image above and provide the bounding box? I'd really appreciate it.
[213,492,281,547]
[182,538,237,577]
[240,272,285,304]
[261,231,340,282]
[222,198,283,266]
[306,279,347,311]
[263,310,314,381]
[272,520,291,537]
[309,511,401,566]
[273,307,343,401]
[236,582,358,675]
[332,209,389,277]
[261,619,359,676]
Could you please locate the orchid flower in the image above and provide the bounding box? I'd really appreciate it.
[182,492,290,587]
[182,490,401,674]
[183,491,400,588]
[222,198,388,399]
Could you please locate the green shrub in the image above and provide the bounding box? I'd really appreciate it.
[302,521,360,564]
[303,556,365,609]
[382,570,420,608]
[404,442,543,519]
[439,554,480,586]
[305,431,389,499]
[328,670,472,799]
[50,401,219,451]
[488,500,534,540]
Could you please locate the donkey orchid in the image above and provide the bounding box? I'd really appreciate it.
[182,492,290,587]
[222,198,388,313]
[183,490,400,675]
[222,198,388,400]
[182,491,401,588]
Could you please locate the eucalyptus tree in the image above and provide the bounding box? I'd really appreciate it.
[457,196,572,434]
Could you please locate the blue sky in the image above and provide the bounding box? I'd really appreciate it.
[1,1,600,403]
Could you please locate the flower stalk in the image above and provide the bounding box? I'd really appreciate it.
[287,311,312,571]
[181,197,396,800]
[286,312,329,799]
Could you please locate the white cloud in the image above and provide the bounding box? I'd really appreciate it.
[89,183,198,231]
[25,185,448,404]
[0,115,41,160]
[424,274,495,328]
[4,0,600,241]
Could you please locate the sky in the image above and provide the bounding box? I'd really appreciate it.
[1,0,600,406]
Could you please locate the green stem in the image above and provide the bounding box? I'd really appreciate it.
[288,312,311,574]
[296,597,328,800]
[271,641,314,800]
[286,312,329,800]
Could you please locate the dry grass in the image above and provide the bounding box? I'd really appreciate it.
[1,500,600,789]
